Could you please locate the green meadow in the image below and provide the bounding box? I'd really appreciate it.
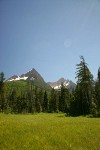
[0,113,100,150]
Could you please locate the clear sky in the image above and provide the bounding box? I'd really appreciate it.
[0,0,100,83]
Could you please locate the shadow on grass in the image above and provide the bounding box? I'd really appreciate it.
[57,115,65,118]
[56,113,68,118]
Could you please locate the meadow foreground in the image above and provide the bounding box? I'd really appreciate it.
[0,113,100,150]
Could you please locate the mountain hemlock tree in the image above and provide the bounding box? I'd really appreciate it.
[34,87,42,113]
[49,88,55,112]
[9,89,18,112]
[49,88,59,113]
[43,91,49,112]
[0,72,6,112]
[37,89,44,112]
[59,84,70,113]
[74,56,94,115]
[94,67,100,116]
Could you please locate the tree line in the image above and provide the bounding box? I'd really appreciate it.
[0,56,100,117]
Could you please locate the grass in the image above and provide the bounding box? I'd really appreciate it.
[0,113,100,150]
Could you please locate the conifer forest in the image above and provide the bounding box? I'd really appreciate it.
[0,56,100,117]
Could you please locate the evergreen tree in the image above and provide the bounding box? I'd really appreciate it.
[38,89,44,112]
[49,88,59,112]
[59,84,65,112]
[43,91,48,112]
[94,67,100,116]
[70,90,77,116]
[0,72,6,112]
[98,67,100,81]
[9,89,18,112]
[70,84,83,116]
[26,90,34,113]
[95,67,100,108]
[75,56,94,115]
[16,95,22,113]
[34,87,42,113]
[20,92,28,113]
[59,84,70,113]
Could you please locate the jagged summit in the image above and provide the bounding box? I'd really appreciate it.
[48,78,76,90]
[7,68,76,91]
[7,68,44,82]
[20,68,44,82]
[6,68,52,91]
[57,78,66,84]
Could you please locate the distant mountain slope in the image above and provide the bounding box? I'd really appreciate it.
[48,78,76,91]
[7,68,51,91]
[7,68,76,91]
[20,68,45,82]
[7,68,44,82]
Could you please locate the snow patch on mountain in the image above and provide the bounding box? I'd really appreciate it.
[7,68,44,82]
[8,76,28,82]
[48,78,76,90]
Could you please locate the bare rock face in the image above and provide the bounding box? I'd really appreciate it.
[48,78,76,90]
[6,68,52,90]
[20,68,45,82]
[6,68,76,91]
[7,68,44,82]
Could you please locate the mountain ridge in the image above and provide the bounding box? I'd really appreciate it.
[48,78,76,90]
[7,68,76,91]
[7,68,44,82]
[6,68,52,91]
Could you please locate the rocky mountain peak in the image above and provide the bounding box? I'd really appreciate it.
[20,68,44,82]
[7,68,44,82]
[48,78,76,90]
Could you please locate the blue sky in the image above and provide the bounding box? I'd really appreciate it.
[0,0,100,83]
